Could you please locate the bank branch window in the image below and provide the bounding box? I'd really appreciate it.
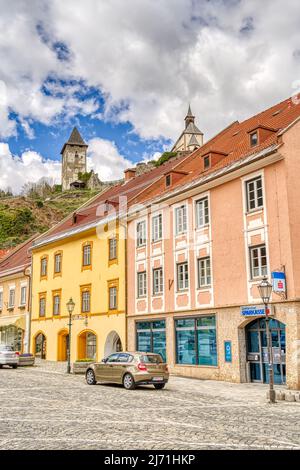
[136,320,166,362]
[175,316,217,366]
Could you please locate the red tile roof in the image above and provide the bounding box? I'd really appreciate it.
[0,249,10,260]
[0,235,38,276]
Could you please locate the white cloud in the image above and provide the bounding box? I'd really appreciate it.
[0,143,61,194]
[0,0,300,143]
[87,138,132,181]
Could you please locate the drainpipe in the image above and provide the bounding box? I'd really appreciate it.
[124,222,128,351]
[24,261,33,354]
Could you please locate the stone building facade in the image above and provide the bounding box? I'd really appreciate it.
[61,127,88,191]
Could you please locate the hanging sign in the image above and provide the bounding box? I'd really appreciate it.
[224,341,232,362]
[272,271,286,294]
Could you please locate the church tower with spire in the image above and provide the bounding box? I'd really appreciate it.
[172,104,203,152]
[60,127,88,191]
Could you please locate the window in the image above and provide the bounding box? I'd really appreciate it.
[175,316,217,366]
[109,238,117,260]
[0,290,3,309]
[8,288,15,308]
[152,214,162,242]
[197,257,211,287]
[204,155,210,169]
[137,221,146,247]
[81,287,91,313]
[53,293,61,316]
[40,257,48,278]
[106,353,120,363]
[177,262,189,291]
[20,286,27,306]
[109,286,117,310]
[195,197,209,227]
[166,174,171,187]
[136,320,166,362]
[54,252,62,274]
[137,272,147,298]
[39,295,46,317]
[82,243,92,267]
[250,131,258,147]
[246,176,263,211]
[175,205,187,235]
[153,268,163,295]
[250,245,267,279]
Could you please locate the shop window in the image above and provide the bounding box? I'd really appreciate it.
[136,320,166,362]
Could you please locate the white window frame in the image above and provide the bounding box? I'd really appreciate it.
[8,288,15,308]
[54,253,62,273]
[152,214,162,242]
[41,257,47,276]
[20,285,27,306]
[175,205,187,235]
[249,245,268,279]
[153,267,163,295]
[39,297,46,317]
[53,294,60,316]
[197,257,211,287]
[109,238,117,260]
[195,197,209,228]
[83,244,91,266]
[246,176,264,212]
[177,262,189,291]
[82,290,91,313]
[0,288,3,309]
[137,271,147,298]
[109,286,117,310]
[137,221,146,247]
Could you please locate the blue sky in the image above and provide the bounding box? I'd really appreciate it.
[1,0,300,193]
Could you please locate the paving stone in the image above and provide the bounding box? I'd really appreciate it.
[0,361,299,450]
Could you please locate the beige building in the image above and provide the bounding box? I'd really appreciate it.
[0,236,36,352]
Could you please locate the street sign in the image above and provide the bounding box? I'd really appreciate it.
[240,305,265,316]
[224,341,232,362]
[272,271,286,294]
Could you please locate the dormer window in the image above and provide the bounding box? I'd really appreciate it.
[204,155,210,169]
[250,131,258,147]
[166,174,171,187]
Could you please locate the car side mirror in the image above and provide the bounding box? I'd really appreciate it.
[101,358,107,363]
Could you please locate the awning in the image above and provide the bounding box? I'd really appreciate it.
[0,314,26,330]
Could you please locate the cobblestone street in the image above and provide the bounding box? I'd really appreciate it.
[0,361,299,450]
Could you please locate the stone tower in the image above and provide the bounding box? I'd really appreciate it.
[60,127,88,191]
[171,104,204,152]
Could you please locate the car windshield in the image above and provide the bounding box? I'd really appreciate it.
[140,354,163,364]
[0,345,13,352]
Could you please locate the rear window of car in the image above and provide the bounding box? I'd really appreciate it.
[0,345,13,352]
[140,354,163,364]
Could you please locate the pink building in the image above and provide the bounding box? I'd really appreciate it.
[127,96,300,390]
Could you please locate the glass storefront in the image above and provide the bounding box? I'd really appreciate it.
[136,320,166,361]
[0,325,23,352]
[175,316,217,366]
[246,318,286,384]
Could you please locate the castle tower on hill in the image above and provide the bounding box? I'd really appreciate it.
[171,104,204,152]
[60,127,88,191]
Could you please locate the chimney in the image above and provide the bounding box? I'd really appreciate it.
[124,168,136,182]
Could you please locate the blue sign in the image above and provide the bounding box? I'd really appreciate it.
[240,305,265,316]
[272,271,286,294]
[224,341,232,362]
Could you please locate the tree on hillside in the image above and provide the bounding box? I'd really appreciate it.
[21,178,55,199]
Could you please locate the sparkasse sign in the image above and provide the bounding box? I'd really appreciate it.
[240,305,266,316]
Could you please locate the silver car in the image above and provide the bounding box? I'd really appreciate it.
[0,345,19,368]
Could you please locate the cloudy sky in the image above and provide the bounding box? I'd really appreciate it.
[1,0,300,193]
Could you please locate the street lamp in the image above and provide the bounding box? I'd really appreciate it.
[66,297,75,374]
[258,277,275,403]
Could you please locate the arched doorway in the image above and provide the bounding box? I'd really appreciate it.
[35,333,46,359]
[246,318,286,384]
[104,331,122,357]
[57,330,69,361]
[77,330,97,360]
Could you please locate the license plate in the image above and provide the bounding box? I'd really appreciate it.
[152,377,163,382]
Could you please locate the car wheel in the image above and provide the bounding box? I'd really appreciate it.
[86,369,96,385]
[154,383,165,390]
[12,365,18,369]
[123,373,136,390]
[0,365,2,369]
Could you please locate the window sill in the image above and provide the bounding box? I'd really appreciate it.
[197,285,212,290]
[7,307,14,311]
[152,293,163,297]
[176,289,189,294]
[137,296,147,300]
[19,305,26,309]
[245,208,264,216]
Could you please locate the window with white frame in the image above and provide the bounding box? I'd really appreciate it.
[153,267,163,295]
[20,285,27,306]
[137,271,147,297]
[39,296,46,317]
[197,257,211,287]
[109,238,117,260]
[41,257,47,277]
[246,176,263,211]
[83,244,92,266]
[175,205,187,235]
[82,290,91,313]
[8,288,15,308]
[137,221,146,247]
[250,245,267,279]
[177,262,189,291]
[54,253,62,273]
[109,286,117,309]
[53,294,60,316]
[0,290,3,309]
[152,214,162,242]
[195,197,209,227]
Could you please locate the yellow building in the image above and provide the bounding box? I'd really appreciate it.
[30,192,126,362]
